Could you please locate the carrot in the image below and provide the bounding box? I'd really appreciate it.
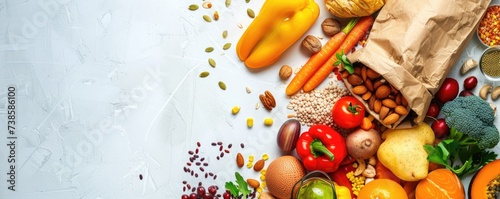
[360,117,373,131]
[302,15,374,92]
[285,18,360,96]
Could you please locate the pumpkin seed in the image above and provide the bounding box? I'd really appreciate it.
[218,81,227,90]
[205,47,214,53]
[246,0,250,3]
[208,58,216,67]
[247,9,255,18]
[223,43,231,50]
[222,30,228,39]
[203,15,212,22]
[188,4,199,11]
[213,11,219,21]
[225,0,231,7]
[199,71,210,78]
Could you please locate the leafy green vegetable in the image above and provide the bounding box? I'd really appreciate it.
[424,128,498,179]
[225,172,252,199]
[334,51,354,74]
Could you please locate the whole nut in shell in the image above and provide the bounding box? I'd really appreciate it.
[279,65,293,80]
[301,35,322,54]
[321,18,341,36]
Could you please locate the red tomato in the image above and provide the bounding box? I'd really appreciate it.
[431,118,450,139]
[426,101,440,118]
[435,78,459,103]
[332,96,365,129]
[463,76,478,90]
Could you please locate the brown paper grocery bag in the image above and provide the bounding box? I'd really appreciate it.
[346,0,491,128]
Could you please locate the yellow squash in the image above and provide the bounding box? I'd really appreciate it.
[236,0,320,69]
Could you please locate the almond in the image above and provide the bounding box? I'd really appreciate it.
[401,95,408,107]
[352,85,368,95]
[375,85,391,99]
[373,79,387,90]
[368,95,376,110]
[236,153,244,168]
[365,78,374,92]
[366,68,380,79]
[341,70,350,78]
[395,93,403,105]
[354,67,362,76]
[362,91,372,101]
[253,159,265,171]
[379,106,390,120]
[361,65,368,81]
[347,74,364,86]
[382,99,397,108]
[373,99,382,113]
[247,178,260,189]
[390,84,399,95]
[395,105,409,115]
[383,113,400,125]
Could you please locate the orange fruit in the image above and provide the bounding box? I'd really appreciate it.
[357,179,408,199]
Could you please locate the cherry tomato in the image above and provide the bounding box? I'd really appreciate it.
[435,78,459,103]
[431,118,450,139]
[463,76,478,90]
[426,101,440,118]
[459,90,474,97]
[332,96,365,129]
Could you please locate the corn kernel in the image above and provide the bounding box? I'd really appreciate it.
[231,106,240,115]
[247,117,254,128]
[247,162,253,168]
[249,155,254,162]
[261,169,266,175]
[260,175,266,181]
[262,153,269,160]
[264,117,273,126]
[261,181,266,188]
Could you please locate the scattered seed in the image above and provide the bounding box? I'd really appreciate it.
[247,9,255,18]
[197,142,201,147]
[246,86,252,93]
[199,71,210,78]
[246,0,250,3]
[228,144,232,148]
[188,4,199,11]
[208,58,216,67]
[240,143,245,148]
[202,1,212,9]
[222,30,228,39]
[237,23,243,29]
[255,102,260,109]
[218,81,226,90]
[217,141,223,145]
[203,15,212,22]
[225,0,231,7]
[211,142,216,146]
[213,11,219,21]
[139,174,143,180]
[205,47,214,52]
[222,43,231,50]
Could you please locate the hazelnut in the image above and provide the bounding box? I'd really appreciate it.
[279,65,293,80]
[321,18,341,36]
[301,35,322,54]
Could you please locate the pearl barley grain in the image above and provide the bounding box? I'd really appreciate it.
[288,82,349,127]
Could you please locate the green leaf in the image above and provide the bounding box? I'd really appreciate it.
[424,145,447,166]
[235,172,251,198]
[334,51,354,74]
[225,181,239,197]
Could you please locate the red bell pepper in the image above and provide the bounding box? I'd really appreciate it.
[296,124,347,173]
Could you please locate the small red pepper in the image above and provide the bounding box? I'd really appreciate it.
[296,124,347,173]
[330,163,356,199]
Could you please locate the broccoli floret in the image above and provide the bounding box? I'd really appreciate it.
[441,96,500,149]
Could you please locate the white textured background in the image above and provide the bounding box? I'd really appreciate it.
[0,0,499,198]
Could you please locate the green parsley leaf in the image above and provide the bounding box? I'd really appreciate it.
[334,51,354,74]
[224,172,251,199]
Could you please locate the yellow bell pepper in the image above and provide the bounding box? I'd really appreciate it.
[236,0,320,69]
[334,182,352,199]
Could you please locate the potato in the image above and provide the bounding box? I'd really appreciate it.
[377,123,435,181]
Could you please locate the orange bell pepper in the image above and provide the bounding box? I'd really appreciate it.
[236,0,320,69]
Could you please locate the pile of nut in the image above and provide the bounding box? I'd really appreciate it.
[341,64,409,126]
